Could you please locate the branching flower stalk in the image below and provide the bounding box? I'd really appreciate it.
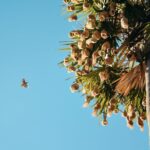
[61,0,150,132]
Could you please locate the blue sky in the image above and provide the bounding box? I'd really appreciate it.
[0,0,148,150]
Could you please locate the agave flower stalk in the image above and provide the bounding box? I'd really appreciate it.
[145,43,150,136]
[61,0,150,134]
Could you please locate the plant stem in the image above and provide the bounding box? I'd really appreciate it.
[145,46,150,142]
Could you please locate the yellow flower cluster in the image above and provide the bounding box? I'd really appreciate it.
[62,0,146,130]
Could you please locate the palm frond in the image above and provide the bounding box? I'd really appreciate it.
[116,63,145,96]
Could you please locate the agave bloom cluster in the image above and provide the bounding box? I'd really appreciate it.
[61,0,150,130]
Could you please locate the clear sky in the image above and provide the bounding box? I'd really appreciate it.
[0,0,148,150]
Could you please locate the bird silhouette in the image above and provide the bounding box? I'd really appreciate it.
[21,79,28,88]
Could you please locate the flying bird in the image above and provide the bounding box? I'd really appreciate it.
[21,79,28,88]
